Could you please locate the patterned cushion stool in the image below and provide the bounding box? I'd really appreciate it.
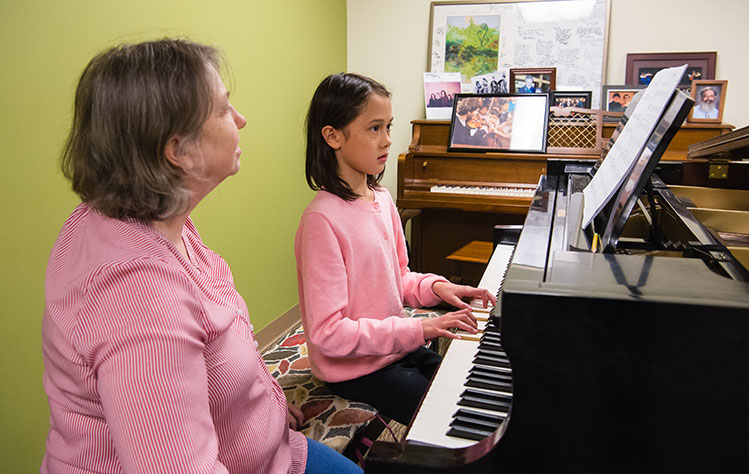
[262,307,446,454]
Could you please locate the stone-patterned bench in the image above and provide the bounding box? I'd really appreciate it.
[262,307,446,453]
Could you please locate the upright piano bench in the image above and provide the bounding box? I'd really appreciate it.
[446,240,493,285]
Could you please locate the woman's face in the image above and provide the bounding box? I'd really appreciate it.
[193,67,247,186]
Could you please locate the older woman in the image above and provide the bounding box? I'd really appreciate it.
[41,39,361,474]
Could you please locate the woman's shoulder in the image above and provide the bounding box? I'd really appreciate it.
[48,203,182,288]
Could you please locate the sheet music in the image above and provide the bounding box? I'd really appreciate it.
[581,64,687,229]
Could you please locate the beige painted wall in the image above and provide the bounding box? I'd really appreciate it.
[347,0,749,195]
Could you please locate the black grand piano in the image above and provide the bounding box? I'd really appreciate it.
[365,72,749,473]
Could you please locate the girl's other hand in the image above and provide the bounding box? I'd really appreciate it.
[287,402,305,430]
[432,281,497,309]
[421,308,478,341]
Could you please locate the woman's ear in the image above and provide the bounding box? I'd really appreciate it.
[164,135,196,171]
[321,125,342,150]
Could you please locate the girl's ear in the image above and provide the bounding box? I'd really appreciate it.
[321,125,342,150]
[164,135,197,171]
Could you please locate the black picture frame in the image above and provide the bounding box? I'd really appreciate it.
[550,91,592,109]
[448,93,549,153]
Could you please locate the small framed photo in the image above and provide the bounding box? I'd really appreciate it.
[510,68,556,94]
[424,72,462,120]
[688,80,727,123]
[625,52,716,91]
[448,93,549,154]
[550,91,592,109]
[471,71,509,94]
[601,85,646,120]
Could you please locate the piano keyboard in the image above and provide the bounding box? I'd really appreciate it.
[430,185,536,198]
[406,244,515,448]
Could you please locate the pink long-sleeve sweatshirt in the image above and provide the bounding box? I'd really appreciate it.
[42,203,306,473]
[294,188,447,383]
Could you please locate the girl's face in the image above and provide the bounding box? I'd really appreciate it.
[332,93,392,188]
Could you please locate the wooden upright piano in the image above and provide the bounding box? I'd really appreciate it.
[397,115,732,284]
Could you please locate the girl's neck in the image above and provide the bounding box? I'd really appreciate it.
[339,169,374,202]
[348,178,374,202]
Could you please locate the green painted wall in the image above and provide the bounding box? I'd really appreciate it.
[0,0,346,470]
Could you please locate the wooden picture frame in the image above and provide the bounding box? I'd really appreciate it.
[550,91,592,109]
[625,52,716,90]
[510,67,556,94]
[448,93,549,153]
[601,85,645,121]
[427,0,611,108]
[687,80,727,123]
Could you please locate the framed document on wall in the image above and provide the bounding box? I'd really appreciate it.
[428,0,611,108]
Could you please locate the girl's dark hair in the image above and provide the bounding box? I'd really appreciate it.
[305,73,390,201]
[60,38,221,220]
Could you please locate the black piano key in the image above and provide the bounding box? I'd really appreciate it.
[446,425,495,441]
[470,368,512,383]
[466,374,513,392]
[450,410,504,433]
[470,367,513,383]
[481,333,502,343]
[479,340,504,351]
[483,324,500,335]
[458,388,512,412]
[476,347,508,358]
[470,367,512,379]
[473,354,512,369]
[452,407,505,426]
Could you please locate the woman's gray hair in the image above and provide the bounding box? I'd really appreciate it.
[61,38,222,220]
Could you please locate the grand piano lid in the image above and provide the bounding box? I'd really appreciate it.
[541,250,749,306]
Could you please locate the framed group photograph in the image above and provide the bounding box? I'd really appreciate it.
[510,67,556,94]
[601,85,645,120]
[550,91,592,109]
[448,93,549,153]
[625,52,716,90]
[688,80,727,123]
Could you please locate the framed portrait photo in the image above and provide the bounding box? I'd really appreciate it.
[510,68,556,94]
[550,91,592,109]
[625,52,716,91]
[448,93,549,153]
[688,80,727,123]
[601,85,646,121]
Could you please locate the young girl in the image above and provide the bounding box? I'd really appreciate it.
[295,73,497,425]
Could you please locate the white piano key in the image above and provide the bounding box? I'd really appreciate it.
[406,339,483,448]
[406,244,516,448]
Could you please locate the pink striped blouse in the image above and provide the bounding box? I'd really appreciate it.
[41,203,306,473]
